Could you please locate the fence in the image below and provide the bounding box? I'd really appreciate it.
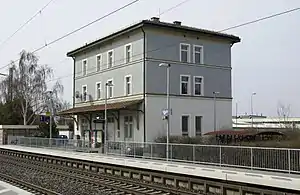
[8,136,95,152]
[6,137,300,174]
[106,141,300,174]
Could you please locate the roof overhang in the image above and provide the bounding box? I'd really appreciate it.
[58,99,143,116]
[67,20,241,57]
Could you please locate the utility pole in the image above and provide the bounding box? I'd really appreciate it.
[251,92,256,129]
[8,68,13,102]
[46,91,54,146]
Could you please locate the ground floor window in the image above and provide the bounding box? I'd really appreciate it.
[181,115,189,136]
[195,116,202,136]
[124,116,133,138]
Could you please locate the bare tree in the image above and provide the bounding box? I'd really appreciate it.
[277,101,292,129]
[0,50,64,125]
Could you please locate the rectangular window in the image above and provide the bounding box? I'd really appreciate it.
[180,75,190,95]
[82,60,87,76]
[193,45,204,64]
[195,116,202,136]
[181,115,189,136]
[194,76,204,96]
[180,43,190,63]
[124,116,133,138]
[96,54,102,72]
[124,75,132,96]
[107,50,114,68]
[96,82,101,100]
[82,85,87,102]
[125,44,132,63]
[107,79,113,98]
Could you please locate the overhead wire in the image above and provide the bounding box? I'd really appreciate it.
[45,6,300,84]
[0,0,55,50]
[0,0,142,71]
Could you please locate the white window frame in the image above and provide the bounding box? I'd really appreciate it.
[82,85,87,102]
[193,45,204,64]
[107,50,114,68]
[193,76,204,96]
[180,43,191,63]
[124,43,132,63]
[95,82,101,100]
[124,75,132,96]
[181,114,191,136]
[107,79,113,99]
[180,74,191,95]
[96,54,102,72]
[82,59,88,76]
[195,116,202,136]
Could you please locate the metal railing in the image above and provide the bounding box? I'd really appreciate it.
[8,137,96,153]
[6,137,300,174]
[106,141,300,174]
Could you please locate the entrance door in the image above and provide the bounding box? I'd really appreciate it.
[107,116,115,141]
[124,115,134,142]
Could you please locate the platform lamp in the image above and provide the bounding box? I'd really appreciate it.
[104,82,114,154]
[158,62,171,161]
[213,91,220,132]
[251,92,256,128]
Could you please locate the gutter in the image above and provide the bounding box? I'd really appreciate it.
[141,27,146,143]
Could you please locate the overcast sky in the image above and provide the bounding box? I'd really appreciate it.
[0,0,299,116]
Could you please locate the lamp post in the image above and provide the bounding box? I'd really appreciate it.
[251,92,256,128]
[213,91,220,132]
[159,63,171,161]
[45,91,54,146]
[104,82,114,154]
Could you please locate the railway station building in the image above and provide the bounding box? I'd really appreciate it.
[59,17,240,144]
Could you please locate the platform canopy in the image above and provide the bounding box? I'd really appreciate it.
[58,99,143,115]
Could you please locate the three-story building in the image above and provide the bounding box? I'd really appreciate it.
[60,17,241,143]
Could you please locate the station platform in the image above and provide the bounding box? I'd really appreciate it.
[1,145,299,192]
[0,180,32,195]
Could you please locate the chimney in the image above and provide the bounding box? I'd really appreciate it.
[151,17,160,22]
[173,21,182,25]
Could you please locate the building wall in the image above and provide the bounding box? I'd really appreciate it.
[144,28,232,98]
[76,103,145,143]
[145,95,232,141]
[73,30,145,106]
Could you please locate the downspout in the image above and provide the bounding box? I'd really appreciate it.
[72,56,76,108]
[141,27,146,143]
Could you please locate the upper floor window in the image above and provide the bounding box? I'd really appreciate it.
[180,75,190,95]
[82,85,87,102]
[96,54,102,72]
[107,50,114,68]
[107,79,113,98]
[124,75,132,96]
[194,76,204,96]
[125,44,132,63]
[82,59,87,76]
[195,116,202,136]
[181,115,189,136]
[180,43,190,63]
[96,82,101,100]
[193,45,204,64]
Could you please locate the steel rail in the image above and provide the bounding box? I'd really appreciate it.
[0,154,196,195]
[0,172,61,195]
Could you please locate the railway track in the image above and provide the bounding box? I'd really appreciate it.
[0,153,199,195]
[0,172,60,195]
